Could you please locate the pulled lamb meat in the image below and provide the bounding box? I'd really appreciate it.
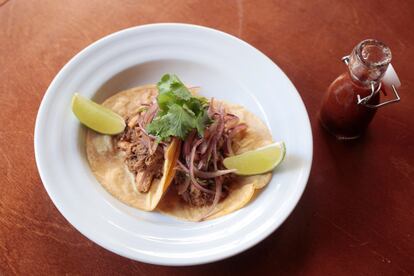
[174,99,247,218]
[176,171,230,207]
[117,102,165,193]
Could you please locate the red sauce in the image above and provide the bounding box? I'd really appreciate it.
[319,72,381,139]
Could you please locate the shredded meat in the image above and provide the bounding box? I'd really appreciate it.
[175,172,214,206]
[175,171,230,207]
[186,184,213,206]
[117,104,164,193]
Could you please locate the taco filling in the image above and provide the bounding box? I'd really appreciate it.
[117,102,164,193]
[173,99,247,217]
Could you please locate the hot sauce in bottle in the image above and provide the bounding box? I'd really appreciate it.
[319,39,401,140]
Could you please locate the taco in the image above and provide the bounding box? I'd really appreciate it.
[86,85,180,211]
[156,99,273,221]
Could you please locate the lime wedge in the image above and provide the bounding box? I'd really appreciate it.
[223,142,286,175]
[71,93,125,135]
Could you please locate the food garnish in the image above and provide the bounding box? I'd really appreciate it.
[223,142,286,175]
[147,74,210,141]
[71,93,125,135]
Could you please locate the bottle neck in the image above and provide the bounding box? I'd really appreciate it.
[347,39,392,88]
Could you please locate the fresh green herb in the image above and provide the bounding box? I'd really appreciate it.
[146,74,210,141]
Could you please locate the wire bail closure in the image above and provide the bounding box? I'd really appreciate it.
[341,55,401,109]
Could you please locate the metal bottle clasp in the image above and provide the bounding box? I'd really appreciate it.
[341,55,401,109]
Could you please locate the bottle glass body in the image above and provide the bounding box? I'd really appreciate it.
[319,39,391,139]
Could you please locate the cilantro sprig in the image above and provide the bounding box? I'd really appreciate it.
[146,74,210,141]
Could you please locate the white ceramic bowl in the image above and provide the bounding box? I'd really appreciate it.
[34,23,312,266]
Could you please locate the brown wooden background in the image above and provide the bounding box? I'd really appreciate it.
[1,0,413,275]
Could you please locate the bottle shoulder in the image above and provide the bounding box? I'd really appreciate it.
[328,72,372,97]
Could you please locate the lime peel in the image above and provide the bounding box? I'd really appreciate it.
[223,142,286,175]
[71,93,126,135]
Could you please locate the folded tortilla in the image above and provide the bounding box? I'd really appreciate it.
[156,101,273,221]
[86,85,180,211]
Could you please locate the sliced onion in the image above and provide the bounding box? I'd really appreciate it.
[138,124,156,139]
[199,139,210,155]
[226,134,234,156]
[191,178,214,195]
[200,136,215,169]
[184,130,196,165]
[201,176,223,221]
[177,160,189,173]
[143,103,158,126]
[177,177,191,195]
[189,139,215,194]
[212,111,225,171]
[224,114,239,129]
[194,168,236,179]
[195,160,202,170]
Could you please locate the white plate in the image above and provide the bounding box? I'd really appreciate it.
[34,23,312,266]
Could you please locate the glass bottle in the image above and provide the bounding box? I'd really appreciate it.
[319,39,400,140]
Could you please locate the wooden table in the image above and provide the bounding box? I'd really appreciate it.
[1,0,413,274]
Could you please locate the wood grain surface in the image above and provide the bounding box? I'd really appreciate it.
[1,0,413,275]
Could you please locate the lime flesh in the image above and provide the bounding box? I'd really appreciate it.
[71,93,125,135]
[223,142,286,175]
